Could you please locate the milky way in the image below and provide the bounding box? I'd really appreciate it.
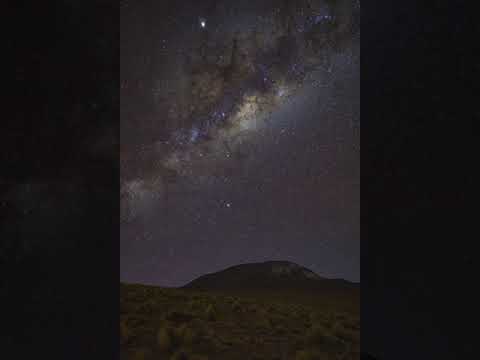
[121,0,359,286]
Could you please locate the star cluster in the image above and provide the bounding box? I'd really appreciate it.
[121,0,359,286]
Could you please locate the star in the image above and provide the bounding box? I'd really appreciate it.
[120,0,360,287]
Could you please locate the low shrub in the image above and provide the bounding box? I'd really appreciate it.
[294,349,323,360]
[170,349,188,360]
[205,304,216,321]
[305,324,344,352]
[157,327,173,352]
[129,348,151,360]
[120,320,130,344]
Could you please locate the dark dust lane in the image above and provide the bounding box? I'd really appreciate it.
[121,0,359,286]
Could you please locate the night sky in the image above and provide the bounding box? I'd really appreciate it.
[120,0,359,286]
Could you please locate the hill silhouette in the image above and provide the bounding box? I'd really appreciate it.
[184,261,358,291]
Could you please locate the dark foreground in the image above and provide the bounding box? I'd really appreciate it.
[120,283,360,360]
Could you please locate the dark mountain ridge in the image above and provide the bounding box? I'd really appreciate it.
[183,261,359,291]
